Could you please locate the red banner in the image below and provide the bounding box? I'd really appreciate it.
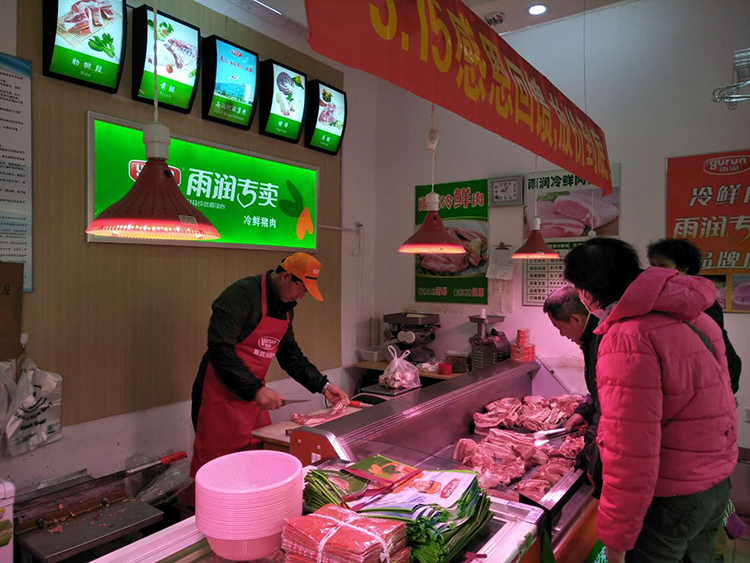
[666,150,750,313]
[305,0,612,193]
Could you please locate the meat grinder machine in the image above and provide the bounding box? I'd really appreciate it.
[382,312,440,363]
[469,313,511,370]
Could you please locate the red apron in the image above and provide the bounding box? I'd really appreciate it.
[185,273,289,502]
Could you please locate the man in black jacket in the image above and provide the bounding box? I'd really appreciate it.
[186,253,349,504]
[648,238,742,393]
[544,285,603,497]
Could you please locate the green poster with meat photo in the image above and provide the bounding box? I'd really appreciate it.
[414,180,489,304]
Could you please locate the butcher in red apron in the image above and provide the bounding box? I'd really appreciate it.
[181,253,348,506]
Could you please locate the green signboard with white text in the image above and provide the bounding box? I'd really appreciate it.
[132,6,200,113]
[43,0,127,93]
[414,180,489,304]
[88,114,318,251]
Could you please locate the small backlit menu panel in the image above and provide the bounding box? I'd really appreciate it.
[259,60,307,144]
[304,81,347,156]
[131,5,200,114]
[42,0,127,92]
[202,36,258,129]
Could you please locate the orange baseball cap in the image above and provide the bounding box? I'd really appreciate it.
[281,253,323,301]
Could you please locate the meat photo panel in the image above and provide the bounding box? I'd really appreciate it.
[43,0,127,93]
[131,5,200,114]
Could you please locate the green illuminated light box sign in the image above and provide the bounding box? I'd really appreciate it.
[305,80,347,156]
[131,5,200,114]
[259,60,307,144]
[202,36,258,129]
[43,0,127,93]
[87,113,318,251]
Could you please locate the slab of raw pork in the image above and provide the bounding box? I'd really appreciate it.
[535,458,575,486]
[525,201,585,238]
[552,189,619,229]
[446,226,487,267]
[419,253,468,274]
[515,479,550,502]
[473,397,523,430]
[453,438,478,460]
[164,38,198,70]
[549,395,584,419]
[291,401,348,427]
[552,435,586,460]
[63,0,113,35]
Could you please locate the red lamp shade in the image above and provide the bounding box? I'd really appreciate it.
[86,123,220,241]
[512,217,560,260]
[399,192,466,254]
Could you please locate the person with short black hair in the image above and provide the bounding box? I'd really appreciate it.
[564,237,737,563]
[543,286,603,497]
[648,237,742,393]
[647,237,702,275]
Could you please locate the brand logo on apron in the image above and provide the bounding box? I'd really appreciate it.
[258,336,280,351]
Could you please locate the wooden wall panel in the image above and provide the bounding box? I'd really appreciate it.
[16,0,343,425]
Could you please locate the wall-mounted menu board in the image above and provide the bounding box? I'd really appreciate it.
[304,80,347,156]
[259,60,307,144]
[202,36,258,129]
[131,5,200,114]
[42,0,127,93]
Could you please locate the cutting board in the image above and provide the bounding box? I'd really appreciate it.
[251,406,361,446]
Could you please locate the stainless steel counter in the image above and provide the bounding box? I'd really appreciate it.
[289,360,595,561]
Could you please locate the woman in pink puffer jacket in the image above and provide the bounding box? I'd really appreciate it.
[564,238,737,563]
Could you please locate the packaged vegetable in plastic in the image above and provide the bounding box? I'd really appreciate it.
[379,346,420,389]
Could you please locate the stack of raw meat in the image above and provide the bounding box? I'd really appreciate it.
[457,395,587,501]
[474,394,583,434]
[63,0,116,36]
[282,504,410,563]
[455,430,584,501]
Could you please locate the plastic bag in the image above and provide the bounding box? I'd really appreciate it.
[379,346,420,389]
[0,360,16,434]
[137,459,192,506]
[4,358,62,456]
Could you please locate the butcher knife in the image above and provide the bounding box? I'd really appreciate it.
[281,398,311,406]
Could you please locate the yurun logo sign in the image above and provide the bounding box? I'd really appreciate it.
[128,160,182,185]
[703,155,750,175]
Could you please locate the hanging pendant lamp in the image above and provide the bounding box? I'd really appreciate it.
[512,217,559,259]
[86,0,219,241]
[399,104,465,255]
[513,156,559,260]
[399,192,466,254]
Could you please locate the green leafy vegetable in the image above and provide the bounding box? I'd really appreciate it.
[147,19,174,40]
[88,33,116,58]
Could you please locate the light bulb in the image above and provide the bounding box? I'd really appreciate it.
[528,4,548,15]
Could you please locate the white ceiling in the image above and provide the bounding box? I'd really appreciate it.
[243,0,627,34]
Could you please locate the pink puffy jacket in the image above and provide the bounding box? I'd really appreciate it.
[593,267,738,552]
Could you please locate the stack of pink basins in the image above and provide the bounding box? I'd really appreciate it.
[195,450,303,561]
